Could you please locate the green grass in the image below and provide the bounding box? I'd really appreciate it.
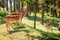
[25,12,60,28]
[0,12,60,40]
[8,23,60,40]
[0,17,6,25]
[0,22,60,40]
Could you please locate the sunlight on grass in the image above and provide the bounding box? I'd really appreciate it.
[0,11,60,40]
[0,34,10,40]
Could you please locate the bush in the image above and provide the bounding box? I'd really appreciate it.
[0,7,9,17]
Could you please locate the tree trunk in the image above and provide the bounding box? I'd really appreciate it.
[2,0,5,9]
[21,1,23,10]
[34,12,36,29]
[14,0,15,12]
[34,0,38,29]
[14,0,16,12]
[41,9,44,24]
[59,11,60,18]
[6,0,8,10]
[18,0,20,13]
[27,2,31,15]
[10,0,12,13]
[26,2,29,16]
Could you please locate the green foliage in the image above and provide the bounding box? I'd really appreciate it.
[0,7,9,17]
[0,17,6,25]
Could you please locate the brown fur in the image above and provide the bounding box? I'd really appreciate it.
[46,19,53,32]
[5,9,28,31]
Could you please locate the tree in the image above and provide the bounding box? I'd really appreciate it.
[14,0,16,12]
[41,9,45,24]
[18,0,20,13]
[6,0,8,10]
[21,0,24,10]
[14,0,20,13]
[33,0,39,29]
[39,0,45,24]
[26,0,31,16]
[10,0,12,13]
[1,0,5,9]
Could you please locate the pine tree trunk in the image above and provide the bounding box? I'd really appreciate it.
[41,9,44,24]
[59,11,60,17]
[14,0,16,12]
[26,2,28,16]
[18,0,20,13]
[34,0,38,29]
[10,0,12,13]
[34,12,36,29]
[21,1,23,10]
[6,0,8,10]
[2,0,4,9]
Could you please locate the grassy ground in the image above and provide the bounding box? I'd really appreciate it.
[0,12,60,40]
[0,22,60,40]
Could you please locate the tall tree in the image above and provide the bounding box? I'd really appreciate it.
[39,0,45,24]
[41,9,45,24]
[10,0,12,13]
[21,0,24,10]
[6,0,8,10]
[18,0,20,13]
[34,0,39,29]
[14,0,16,12]
[2,0,5,9]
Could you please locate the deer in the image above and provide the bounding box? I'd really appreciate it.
[46,19,53,32]
[5,8,28,31]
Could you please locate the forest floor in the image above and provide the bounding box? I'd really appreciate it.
[0,13,60,40]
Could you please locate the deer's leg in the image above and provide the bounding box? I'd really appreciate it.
[10,23,14,29]
[16,20,18,29]
[19,17,22,23]
[6,22,10,31]
[11,25,14,29]
[9,23,14,29]
[21,18,22,23]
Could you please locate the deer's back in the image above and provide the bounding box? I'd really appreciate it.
[5,15,19,22]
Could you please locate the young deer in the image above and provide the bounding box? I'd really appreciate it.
[46,19,53,32]
[5,9,28,31]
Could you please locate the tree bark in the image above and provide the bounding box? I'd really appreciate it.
[18,1,20,13]
[41,9,44,24]
[21,1,23,10]
[34,12,36,29]
[14,0,16,12]
[34,0,38,29]
[6,0,8,10]
[59,11,60,17]
[2,0,5,9]
[10,0,12,13]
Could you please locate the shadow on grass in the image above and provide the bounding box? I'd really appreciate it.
[0,17,6,25]
[43,19,59,27]
[11,22,26,29]
[8,23,60,40]
[28,25,60,40]
[9,23,30,34]
[9,29,30,34]
[9,29,21,34]
[26,16,41,21]
[26,16,59,27]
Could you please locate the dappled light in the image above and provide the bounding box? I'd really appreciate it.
[0,0,60,40]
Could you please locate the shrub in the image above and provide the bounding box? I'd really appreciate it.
[0,7,9,17]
